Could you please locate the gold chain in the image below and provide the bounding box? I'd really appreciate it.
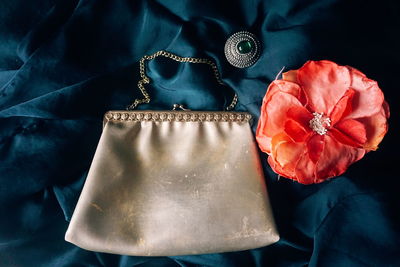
[127,50,238,111]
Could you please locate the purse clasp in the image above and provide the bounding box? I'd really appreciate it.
[172,104,191,111]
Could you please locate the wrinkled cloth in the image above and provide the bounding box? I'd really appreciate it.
[0,0,399,266]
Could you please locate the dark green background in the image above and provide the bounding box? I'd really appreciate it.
[0,0,399,266]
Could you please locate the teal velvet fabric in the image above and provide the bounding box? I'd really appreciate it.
[1,0,399,266]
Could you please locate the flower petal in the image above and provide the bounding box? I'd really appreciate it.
[346,67,385,119]
[307,134,325,163]
[329,89,355,125]
[331,119,367,147]
[268,132,306,180]
[297,60,351,114]
[329,128,361,148]
[294,134,365,184]
[256,135,273,154]
[357,103,389,151]
[268,156,289,180]
[282,70,298,83]
[315,135,365,180]
[256,107,272,154]
[294,151,318,184]
[282,70,308,105]
[264,80,302,103]
[256,80,304,153]
[292,135,324,184]
[286,106,314,127]
[284,119,311,142]
[284,106,313,142]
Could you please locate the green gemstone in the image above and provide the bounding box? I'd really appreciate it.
[237,40,253,54]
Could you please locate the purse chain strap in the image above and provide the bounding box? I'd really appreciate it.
[127,50,238,111]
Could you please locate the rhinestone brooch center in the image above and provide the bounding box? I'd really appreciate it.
[309,112,331,135]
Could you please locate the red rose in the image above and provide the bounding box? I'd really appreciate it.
[256,60,390,184]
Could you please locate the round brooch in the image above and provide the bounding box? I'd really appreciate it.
[224,31,261,68]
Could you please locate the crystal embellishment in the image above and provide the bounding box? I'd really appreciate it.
[104,111,252,123]
[309,112,331,135]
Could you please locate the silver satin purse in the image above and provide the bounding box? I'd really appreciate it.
[65,51,279,256]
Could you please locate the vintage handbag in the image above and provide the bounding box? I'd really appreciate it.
[65,51,279,256]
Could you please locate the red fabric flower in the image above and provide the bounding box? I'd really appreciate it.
[256,60,390,184]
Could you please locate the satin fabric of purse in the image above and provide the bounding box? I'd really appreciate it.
[65,51,279,256]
